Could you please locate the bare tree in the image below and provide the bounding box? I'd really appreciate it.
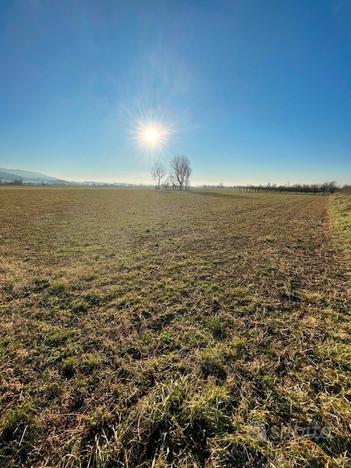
[171,155,192,190]
[151,161,166,189]
[321,181,337,194]
[163,174,176,190]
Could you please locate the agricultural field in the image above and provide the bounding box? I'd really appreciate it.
[0,187,350,467]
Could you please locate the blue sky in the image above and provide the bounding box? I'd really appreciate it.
[1,0,351,185]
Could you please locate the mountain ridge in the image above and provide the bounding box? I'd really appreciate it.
[0,168,65,183]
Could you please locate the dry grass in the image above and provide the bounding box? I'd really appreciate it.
[330,193,351,265]
[0,187,350,467]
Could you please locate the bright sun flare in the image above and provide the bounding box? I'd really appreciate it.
[135,120,170,152]
[143,126,161,147]
[130,108,176,154]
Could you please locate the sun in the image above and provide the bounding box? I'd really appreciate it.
[128,106,177,155]
[143,126,162,147]
[135,120,170,151]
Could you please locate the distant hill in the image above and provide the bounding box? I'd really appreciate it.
[0,168,149,187]
[0,171,22,182]
[0,168,66,184]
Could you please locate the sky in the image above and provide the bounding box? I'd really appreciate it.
[0,0,351,185]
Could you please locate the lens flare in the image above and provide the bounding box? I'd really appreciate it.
[137,121,170,150]
[126,105,177,156]
[143,126,161,146]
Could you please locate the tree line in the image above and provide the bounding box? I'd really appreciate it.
[237,181,338,194]
[151,155,192,190]
[0,179,23,186]
[201,181,349,194]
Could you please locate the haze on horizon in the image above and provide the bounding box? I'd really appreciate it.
[1,0,351,185]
